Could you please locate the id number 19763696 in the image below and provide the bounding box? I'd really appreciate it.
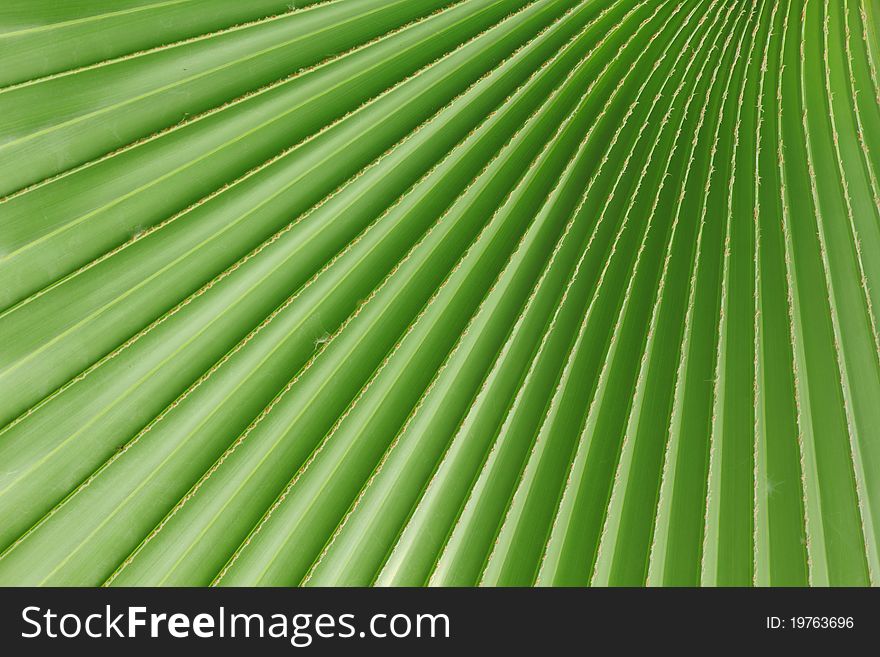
[766,616,854,630]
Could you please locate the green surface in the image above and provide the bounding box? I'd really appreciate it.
[0,0,878,586]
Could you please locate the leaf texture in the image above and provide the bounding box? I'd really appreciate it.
[0,0,878,586]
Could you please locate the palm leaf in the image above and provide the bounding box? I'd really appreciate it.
[0,0,878,586]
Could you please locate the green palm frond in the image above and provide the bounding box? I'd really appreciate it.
[0,0,878,586]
